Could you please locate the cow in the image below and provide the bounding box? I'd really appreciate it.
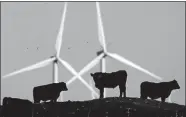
[2,97,33,117]
[33,82,68,103]
[90,70,128,99]
[0,105,2,117]
[140,79,180,102]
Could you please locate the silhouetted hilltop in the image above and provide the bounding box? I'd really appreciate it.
[1,97,185,117]
[32,97,186,117]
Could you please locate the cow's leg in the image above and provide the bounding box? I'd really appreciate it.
[140,89,148,100]
[34,98,40,103]
[52,99,56,103]
[54,97,58,102]
[140,93,148,100]
[119,85,125,98]
[119,85,123,98]
[99,88,104,99]
[123,86,126,98]
[52,96,58,103]
[54,99,57,103]
[50,100,53,103]
[161,97,166,103]
[51,99,54,103]
[50,98,55,103]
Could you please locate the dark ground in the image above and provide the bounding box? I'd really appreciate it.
[1,97,186,117]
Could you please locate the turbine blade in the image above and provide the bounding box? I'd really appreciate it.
[58,58,99,97]
[96,2,107,51]
[55,2,68,57]
[89,79,97,99]
[66,76,77,85]
[107,53,163,81]
[168,94,172,103]
[58,58,77,75]
[77,75,99,98]
[67,53,104,85]
[79,53,104,75]
[2,58,55,79]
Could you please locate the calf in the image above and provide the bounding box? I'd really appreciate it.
[90,70,127,98]
[140,79,180,102]
[2,97,33,117]
[33,82,68,103]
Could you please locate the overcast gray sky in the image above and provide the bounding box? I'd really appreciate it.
[1,2,185,105]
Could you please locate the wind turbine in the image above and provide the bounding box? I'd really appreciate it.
[2,2,172,102]
[66,2,172,102]
[2,2,99,101]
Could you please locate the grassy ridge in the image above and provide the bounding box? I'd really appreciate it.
[32,97,186,117]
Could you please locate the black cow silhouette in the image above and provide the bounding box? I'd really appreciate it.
[90,70,127,98]
[2,97,33,117]
[140,79,180,102]
[0,105,2,117]
[33,82,68,103]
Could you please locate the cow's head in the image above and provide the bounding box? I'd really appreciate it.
[59,82,68,91]
[90,72,103,88]
[90,72,103,81]
[171,79,180,89]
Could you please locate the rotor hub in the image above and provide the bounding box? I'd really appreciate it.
[96,50,107,58]
[50,55,58,63]
[54,59,58,63]
[103,54,107,58]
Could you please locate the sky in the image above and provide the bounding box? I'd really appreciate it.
[1,2,185,105]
